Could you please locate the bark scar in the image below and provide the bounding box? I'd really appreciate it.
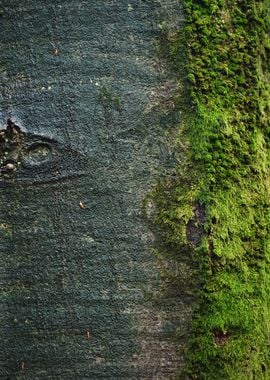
[0,119,86,184]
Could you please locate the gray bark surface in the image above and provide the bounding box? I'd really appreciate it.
[0,1,193,379]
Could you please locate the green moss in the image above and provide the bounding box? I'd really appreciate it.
[154,1,270,378]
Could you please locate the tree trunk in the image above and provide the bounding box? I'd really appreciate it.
[0,1,191,379]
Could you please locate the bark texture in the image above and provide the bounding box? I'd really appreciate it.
[0,1,193,379]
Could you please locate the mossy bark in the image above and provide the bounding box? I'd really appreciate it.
[154,1,270,379]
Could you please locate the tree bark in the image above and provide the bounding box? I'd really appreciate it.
[0,1,191,379]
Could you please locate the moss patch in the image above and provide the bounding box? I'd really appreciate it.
[154,1,270,378]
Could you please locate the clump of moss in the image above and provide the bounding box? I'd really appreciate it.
[154,1,270,378]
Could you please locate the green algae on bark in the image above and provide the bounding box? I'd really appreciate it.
[154,1,270,378]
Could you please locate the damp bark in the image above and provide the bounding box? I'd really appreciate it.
[0,1,193,379]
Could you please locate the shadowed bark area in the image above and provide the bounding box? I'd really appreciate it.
[0,1,194,379]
